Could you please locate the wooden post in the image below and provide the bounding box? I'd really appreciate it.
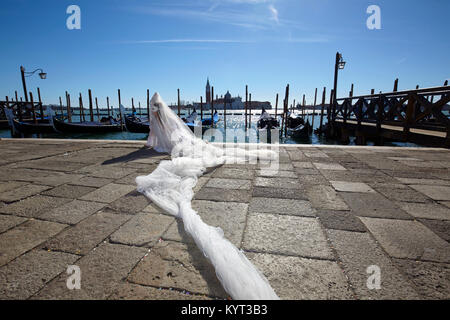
[131,98,135,114]
[292,99,296,114]
[245,85,248,130]
[107,97,111,118]
[200,96,203,120]
[64,92,71,123]
[224,97,227,130]
[37,87,44,120]
[211,87,214,125]
[59,97,63,119]
[416,85,419,89]
[312,88,317,129]
[274,93,278,118]
[350,84,354,97]
[393,78,399,92]
[444,80,448,86]
[370,89,375,95]
[14,92,22,121]
[283,84,289,137]
[177,89,181,117]
[146,90,150,119]
[319,87,326,132]
[95,97,100,121]
[376,94,383,135]
[302,95,306,118]
[118,89,123,128]
[78,93,82,123]
[327,89,333,124]
[138,102,142,116]
[29,92,37,123]
[88,89,94,122]
[248,93,252,129]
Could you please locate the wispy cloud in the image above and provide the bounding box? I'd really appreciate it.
[268,5,279,24]
[117,39,251,44]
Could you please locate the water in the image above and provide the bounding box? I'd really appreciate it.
[0,109,422,147]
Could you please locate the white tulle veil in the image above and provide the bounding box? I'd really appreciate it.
[136,93,279,300]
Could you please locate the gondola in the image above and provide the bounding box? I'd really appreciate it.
[53,117,122,133]
[201,113,219,126]
[0,119,9,130]
[124,115,150,133]
[257,117,280,142]
[12,118,55,134]
[286,115,311,138]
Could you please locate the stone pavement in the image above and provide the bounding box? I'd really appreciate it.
[0,138,449,300]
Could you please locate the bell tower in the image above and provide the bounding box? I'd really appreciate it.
[206,78,211,104]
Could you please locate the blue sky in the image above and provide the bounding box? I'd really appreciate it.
[0,0,449,107]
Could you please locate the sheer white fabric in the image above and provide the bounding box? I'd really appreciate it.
[137,93,279,300]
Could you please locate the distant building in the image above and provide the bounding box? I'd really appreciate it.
[193,79,271,110]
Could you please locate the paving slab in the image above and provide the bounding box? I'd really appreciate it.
[106,190,150,215]
[162,219,194,244]
[306,185,349,211]
[0,195,72,218]
[409,185,450,201]
[108,283,212,300]
[243,213,333,259]
[330,181,375,193]
[257,170,298,178]
[316,210,366,232]
[70,176,113,188]
[393,259,450,299]
[396,202,450,221]
[327,229,420,300]
[313,163,347,171]
[360,217,450,263]
[0,181,28,193]
[254,177,302,189]
[34,242,147,299]
[0,214,27,233]
[249,197,316,217]
[192,200,248,248]
[110,212,174,247]
[0,249,79,299]
[80,183,136,203]
[194,187,251,203]
[419,219,450,242]
[395,177,450,186]
[127,241,228,298]
[43,211,131,255]
[371,183,429,203]
[42,184,97,199]
[292,161,314,169]
[0,184,50,202]
[77,165,137,179]
[252,187,308,200]
[0,219,67,267]
[212,167,254,180]
[340,192,412,220]
[39,199,106,225]
[205,178,251,190]
[247,252,353,300]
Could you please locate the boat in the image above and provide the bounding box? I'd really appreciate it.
[257,117,280,142]
[201,113,219,126]
[0,119,9,130]
[286,115,311,138]
[53,117,122,133]
[124,115,150,133]
[12,118,55,134]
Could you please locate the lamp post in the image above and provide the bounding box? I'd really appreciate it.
[20,66,47,102]
[331,52,346,122]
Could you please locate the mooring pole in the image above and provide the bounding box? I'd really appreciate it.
[118,89,123,128]
[146,89,150,119]
[95,97,100,121]
[319,87,326,132]
[312,88,317,129]
[107,97,111,118]
[245,85,248,130]
[88,89,94,122]
[200,96,203,121]
[274,93,279,119]
[177,89,181,117]
[37,87,44,120]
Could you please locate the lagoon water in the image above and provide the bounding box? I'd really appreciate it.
[0,108,421,147]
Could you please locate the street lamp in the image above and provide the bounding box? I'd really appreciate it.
[20,66,47,102]
[332,52,346,104]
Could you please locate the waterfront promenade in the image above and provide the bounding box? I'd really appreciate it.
[0,138,449,300]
